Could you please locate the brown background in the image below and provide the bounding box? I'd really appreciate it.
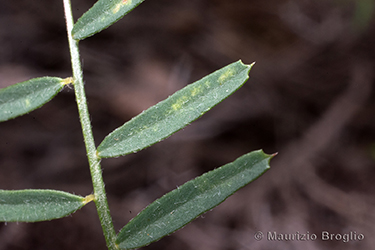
[1,0,375,249]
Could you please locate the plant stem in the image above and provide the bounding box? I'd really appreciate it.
[62,1,117,249]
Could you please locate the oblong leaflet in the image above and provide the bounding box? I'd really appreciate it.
[0,77,66,122]
[97,60,254,158]
[116,150,273,249]
[72,0,145,40]
[0,189,87,222]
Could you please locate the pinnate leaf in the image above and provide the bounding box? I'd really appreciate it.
[97,60,253,158]
[116,150,273,249]
[0,189,91,222]
[72,0,145,40]
[0,77,69,122]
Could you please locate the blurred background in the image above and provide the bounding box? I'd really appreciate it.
[1,0,375,249]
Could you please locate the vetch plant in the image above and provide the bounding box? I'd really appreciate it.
[0,1,275,249]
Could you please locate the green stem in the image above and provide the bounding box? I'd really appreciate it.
[62,1,117,249]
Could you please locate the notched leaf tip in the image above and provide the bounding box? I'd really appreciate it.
[238,59,255,67]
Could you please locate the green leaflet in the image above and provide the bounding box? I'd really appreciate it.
[72,0,145,40]
[0,77,69,122]
[353,0,375,32]
[97,60,253,158]
[116,150,273,249]
[0,189,92,222]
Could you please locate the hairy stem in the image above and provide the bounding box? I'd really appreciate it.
[62,1,117,249]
